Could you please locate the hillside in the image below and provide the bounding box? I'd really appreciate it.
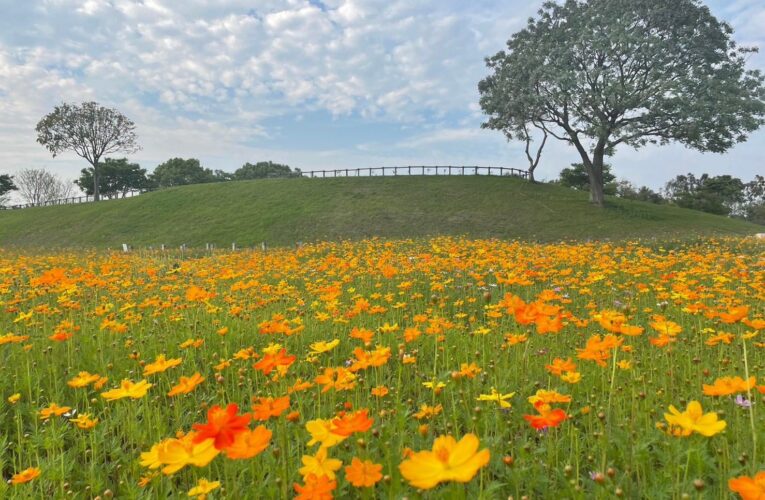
[0,176,759,248]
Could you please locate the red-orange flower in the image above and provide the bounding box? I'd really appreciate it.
[192,403,252,450]
[524,401,568,430]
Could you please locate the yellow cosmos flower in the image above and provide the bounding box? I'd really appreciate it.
[71,413,99,430]
[399,434,490,490]
[101,379,153,401]
[143,354,183,376]
[188,478,221,497]
[476,388,515,408]
[142,432,220,475]
[7,393,21,404]
[664,401,726,437]
[308,339,340,355]
[298,447,343,480]
[306,419,346,449]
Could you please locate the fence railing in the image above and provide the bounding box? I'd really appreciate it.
[0,166,528,210]
[0,189,151,210]
[301,166,528,179]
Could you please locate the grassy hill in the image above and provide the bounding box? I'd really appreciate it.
[0,176,759,248]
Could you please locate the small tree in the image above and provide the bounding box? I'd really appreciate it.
[76,158,151,199]
[0,174,17,207]
[479,0,765,206]
[36,102,140,201]
[233,161,301,180]
[150,158,216,188]
[14,169,75,206]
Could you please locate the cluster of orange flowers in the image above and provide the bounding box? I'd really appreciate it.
[0,237,763,498]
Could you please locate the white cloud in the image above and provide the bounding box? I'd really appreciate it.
[0,0,762,193]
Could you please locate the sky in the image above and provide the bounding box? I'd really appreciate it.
[0,0,764,194]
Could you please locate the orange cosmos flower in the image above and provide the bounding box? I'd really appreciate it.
[330,409,373,436]
[294,473,337,500]
[186,285,215,302]
[345,457,383,488]
[10,467,41,485]
[315,367,357,392]
[545,358,576,376]
[399,433,490,490]
[252,349,296,376]
[167,372,205,396]
[703,376,756,396]
[193,403,252,450]
[251,396,290,421]
[718,305,749,324]
[349,327,374,345]
[39,403,72,420]
[143,354,182,376]
[371,386,389,398]
[729,471,765,500]
[67,371,101,388]
[224,425,272,459]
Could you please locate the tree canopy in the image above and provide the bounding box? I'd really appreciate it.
[479,0,765,206]
[150,158,217,188]
[75,158,151,198]
[35,101,140,201]
[233,161,301,180]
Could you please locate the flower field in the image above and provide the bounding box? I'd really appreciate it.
[0,237,763,498]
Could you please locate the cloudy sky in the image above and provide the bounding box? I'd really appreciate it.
[0,0,763,191]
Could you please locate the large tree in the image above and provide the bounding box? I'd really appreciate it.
[36,101,140,201]
[75,158,151,199]
[479,0,765,206]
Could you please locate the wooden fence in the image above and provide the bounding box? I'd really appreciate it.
[0,188,150,210]
[0,166,528,210]
[301,165,528,179]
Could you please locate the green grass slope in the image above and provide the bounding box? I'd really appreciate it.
[0,176,759,248]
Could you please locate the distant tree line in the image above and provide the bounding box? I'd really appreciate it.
[0,160,300,206]
[553,164,765,224]
[74,159,301,198]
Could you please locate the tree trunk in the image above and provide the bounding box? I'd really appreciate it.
[588,152,605,207]
[93,160,100,201]
[528,168,536,183]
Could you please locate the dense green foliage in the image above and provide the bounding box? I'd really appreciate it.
[233,161,301,180]
[479,0,765,205]
[76,159,151,198]
[149,158,218,187]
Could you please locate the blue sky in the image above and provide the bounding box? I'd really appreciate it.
[0,0,763,191]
